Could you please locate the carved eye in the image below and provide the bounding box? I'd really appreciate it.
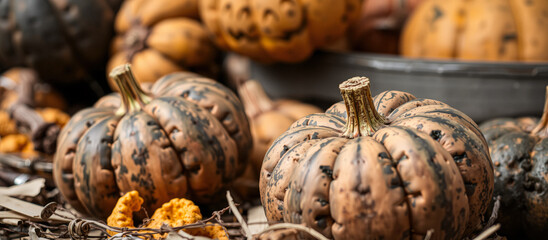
[238,6,251,19]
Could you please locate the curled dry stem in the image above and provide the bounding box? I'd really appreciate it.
[255,223,329,240]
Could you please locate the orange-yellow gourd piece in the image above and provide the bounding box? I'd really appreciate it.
[0,134,37,157]
[0,111,17,136]
[0,108,69,157]
[36,108,70,128]
[107,191,228,239]
[107,191,143,235]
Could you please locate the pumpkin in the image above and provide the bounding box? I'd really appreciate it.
[53,64,252,219]
[0,0,115,82]
[348,0,423,54]
[107,0,218,88]
[401,0,548,61]
[479,86,548,239]
[107,191,228,239]
[259,77,494,239]
[199,0,363,63]
[233,79,322,199]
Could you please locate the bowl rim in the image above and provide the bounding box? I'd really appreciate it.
[316,51,548,78]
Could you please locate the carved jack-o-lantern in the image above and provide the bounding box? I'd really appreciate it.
[200,0,362,63]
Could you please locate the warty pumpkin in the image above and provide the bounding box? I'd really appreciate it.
[401,0,548,61]
[107,0,218,88]
[53,64,252,219]
[0,0,115,82]
[479,86,548,239]
[199,0,363,63]
[259,77,494,239]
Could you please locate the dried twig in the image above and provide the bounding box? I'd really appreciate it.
[473,224,500,240]
[226,191,252,240]
[484,196,501,230]
[256,223,329,240]
[424,229,434,240]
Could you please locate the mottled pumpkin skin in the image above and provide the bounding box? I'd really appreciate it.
[480,117,548,239]
[260,91,494,239]
[107,0,218,87]
[0,0,114,82]
[199,0,362,63]
[401,0,548,61]
[53,73,252,219]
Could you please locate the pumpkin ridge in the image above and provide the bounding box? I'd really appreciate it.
[386,98,447,121]
[413,107,486,145]
[145,96,240,196]
[288,113,346,131]
[373,137,413,239]
[154,78,251,165]
[264,139,325,221]
[54,108,116,215]
[393,113,489,160]
[378,125,468,239]
[73,114,121,219]
[139,97,192,191]
[373,90,417,117]
[390,113,494,233]
[329,137,410,239]
[264,126,341,165]
[284,137,348,238]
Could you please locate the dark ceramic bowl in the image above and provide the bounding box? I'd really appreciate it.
[250,51,548,123]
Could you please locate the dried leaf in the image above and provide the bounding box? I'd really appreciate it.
[0,178,45,197]
[247,206,268,235]
[165,231,213,240]
[28,226,48,240]
[0,195,71,222]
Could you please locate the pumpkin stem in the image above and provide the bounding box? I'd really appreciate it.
[225,53,274,117]
[109,64,151,113]
[238,80,275,118]
[531,86,548,138]
[340,77,386,138]
[124,23,149,61]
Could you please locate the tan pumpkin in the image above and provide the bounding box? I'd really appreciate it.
[107,0,218,88]
[53,64,252,219]
[260,77,494,239]
[479,86,548,239]
[233,79,322,198]
[199,0,363,63]
[401,0,548,61]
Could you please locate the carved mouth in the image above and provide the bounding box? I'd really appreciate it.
[226,6,308,43]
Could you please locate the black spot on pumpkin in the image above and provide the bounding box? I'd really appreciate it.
[430,130,442,141]
[319,165,333,179]
[315,216,327,228]
[453,152,467,165]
